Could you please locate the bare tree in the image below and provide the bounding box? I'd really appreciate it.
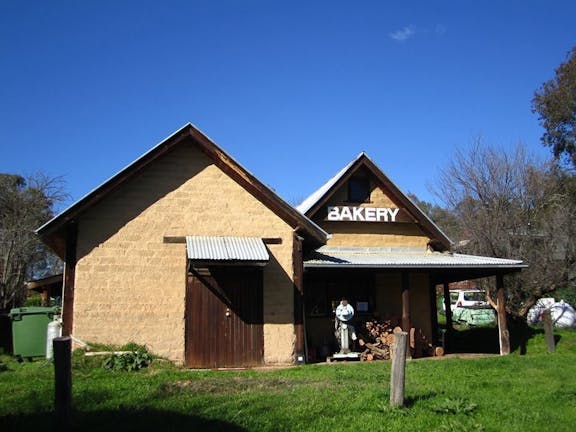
[434,139,576,317]
[0,173,67,311]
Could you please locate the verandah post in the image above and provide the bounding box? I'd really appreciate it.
[442,282,453,351]
[496,274,510,355]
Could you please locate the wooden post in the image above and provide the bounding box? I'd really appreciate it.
[292,234,305,363]
[542,309,555,353]
[401,272,411,358]
[54,336,72,430]
[442,282,453,351]
[496,274,510,355]
[390,331,408,407]
[429,282,439,346]
[62,222,77,336]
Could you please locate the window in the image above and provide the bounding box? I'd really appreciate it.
[348,177,370,203]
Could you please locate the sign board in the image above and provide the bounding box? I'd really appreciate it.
[326,206,402,222]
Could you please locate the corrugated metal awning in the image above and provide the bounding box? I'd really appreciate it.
[304,246,526,269]
[186,236,269,264]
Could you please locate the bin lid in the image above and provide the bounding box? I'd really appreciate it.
[9,306,60,318]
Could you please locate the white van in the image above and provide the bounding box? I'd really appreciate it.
[443,290,490,311]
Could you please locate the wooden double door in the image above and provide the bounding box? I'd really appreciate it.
[185,267,264,368]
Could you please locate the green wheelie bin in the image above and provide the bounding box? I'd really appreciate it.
[9,306,59,358]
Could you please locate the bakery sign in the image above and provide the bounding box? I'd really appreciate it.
[326,206,401,222]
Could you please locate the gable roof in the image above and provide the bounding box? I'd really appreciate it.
[37,123,328,258]
[296,152,453,251]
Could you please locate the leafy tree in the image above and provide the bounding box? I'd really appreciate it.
[433,139,576,317]
[0,173,67,311]
[532,47,576,168]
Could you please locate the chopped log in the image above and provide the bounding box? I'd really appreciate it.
[366,353,374,361]
[387,334,395,345]
[393,326,403,334]
[434,346,445,357]
[365,343,390,358]
[358,338,365,347]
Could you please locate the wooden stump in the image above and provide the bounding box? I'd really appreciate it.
[390,331,408,407]
[542,310,556,353]
[54,336,72,430]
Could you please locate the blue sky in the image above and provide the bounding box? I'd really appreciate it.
[1,1,575,210]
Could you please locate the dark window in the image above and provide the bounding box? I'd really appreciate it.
[348,177,370,202]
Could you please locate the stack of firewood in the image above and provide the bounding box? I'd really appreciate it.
[357,319,444,361]
[357,319,400,361]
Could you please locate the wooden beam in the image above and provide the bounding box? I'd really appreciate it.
[262,237,282,244]
[164,236,283,245]
[163,236,186,244]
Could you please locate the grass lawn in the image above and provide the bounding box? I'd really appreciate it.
[1,329,576,432]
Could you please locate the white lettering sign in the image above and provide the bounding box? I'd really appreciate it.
[326,206,401,222]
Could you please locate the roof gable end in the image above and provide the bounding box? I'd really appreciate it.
[37,124,328,257]
[297,153,453,251]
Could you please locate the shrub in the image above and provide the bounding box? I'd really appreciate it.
[102,347,152,372]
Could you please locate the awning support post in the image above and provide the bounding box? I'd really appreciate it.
[496,274,510,355]
[401,271,411,358]
[442,282,453,351]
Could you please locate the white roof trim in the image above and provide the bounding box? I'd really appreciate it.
[296,152,365,214]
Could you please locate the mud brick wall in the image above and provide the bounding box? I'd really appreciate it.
[73,143,297,364]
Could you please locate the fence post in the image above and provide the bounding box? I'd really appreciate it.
[542,310,555,353]
[54,336,72,429]
[390,331,408,407]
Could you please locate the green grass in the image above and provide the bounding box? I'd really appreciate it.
[1,330,576,432]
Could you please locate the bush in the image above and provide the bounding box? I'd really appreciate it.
[554,285,576,306]
[72,343,154,371]
[102,347,152,372]
[22,293,43,307]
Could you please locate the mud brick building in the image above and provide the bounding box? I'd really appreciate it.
[37,124,524,367]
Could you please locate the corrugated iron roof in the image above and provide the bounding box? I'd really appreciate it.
[186,236,269,262]
[304,246,526,269]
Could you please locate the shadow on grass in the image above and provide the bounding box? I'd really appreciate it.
[448,326,500,354]
[0,409,247,432]
[445,317,563,355]
[404,392,438,408]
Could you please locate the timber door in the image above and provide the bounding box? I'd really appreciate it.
[185,267,264,368]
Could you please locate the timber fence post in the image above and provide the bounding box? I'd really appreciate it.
[390,331,408,407]
[54,336,72,430]
[542,310,556,353]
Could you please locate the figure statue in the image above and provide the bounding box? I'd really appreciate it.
[334,298,357,354]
